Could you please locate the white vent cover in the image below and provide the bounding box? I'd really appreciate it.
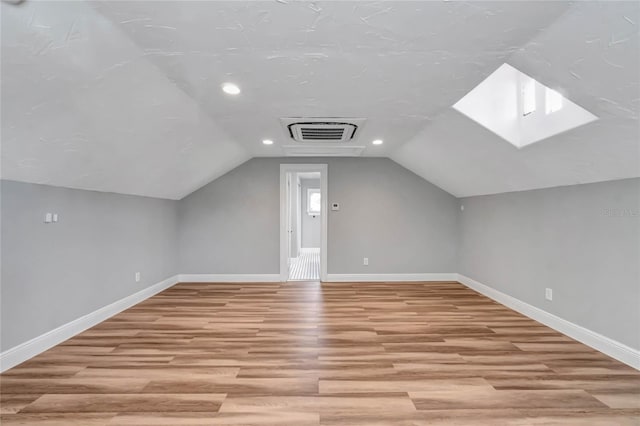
[281,118,366,143]
[290,122,355,142]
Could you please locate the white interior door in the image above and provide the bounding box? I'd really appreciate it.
[285,173,293,265]
[296,177,302,255]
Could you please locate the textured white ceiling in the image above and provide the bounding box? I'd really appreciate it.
[1,1,638,199]
[392,1,640,196]
[1,0,249,199]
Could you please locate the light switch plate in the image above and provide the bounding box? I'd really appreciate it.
[44,213,52,223]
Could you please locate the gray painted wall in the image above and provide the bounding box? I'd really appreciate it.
[458,178,640,350]
[178,157,459,274]
[301,178,321,248]
[6,159,636,358]
[0,180,178,351]
[178,159,281,274]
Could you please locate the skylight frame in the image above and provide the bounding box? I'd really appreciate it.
[453,63,598,149]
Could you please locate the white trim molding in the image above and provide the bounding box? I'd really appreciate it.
[326,273,457,282]
[178,274,281,283]
[457,274,640,370]
[4,272,636,373]
[0,274,180,373]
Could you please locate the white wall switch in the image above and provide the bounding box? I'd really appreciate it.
[44,213,52,223]
[52,213,58,222]
[135,272,141,282]
[331,203,340,211]
[545,288,553,301]
[460,205,465,211]
[363,257,369,266]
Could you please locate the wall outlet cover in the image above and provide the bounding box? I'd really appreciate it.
[545,288,553,301]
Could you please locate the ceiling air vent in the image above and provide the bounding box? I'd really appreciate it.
[290,122,356,142]
[281,118,366,143]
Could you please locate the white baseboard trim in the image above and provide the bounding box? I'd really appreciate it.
[325,273,457,282]
[178,274,282,283]
[0,274,179,373]
[4,272,636,372]
[456,273,640,370]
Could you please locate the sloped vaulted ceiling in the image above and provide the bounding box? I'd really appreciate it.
[392,1,640,197]
[1,1,638,199]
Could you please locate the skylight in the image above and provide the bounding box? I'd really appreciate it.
[453,63,598,148]
[522,77,536,116]
[545,87,563,114]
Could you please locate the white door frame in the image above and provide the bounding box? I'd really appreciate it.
[280,164,328,282]
[285,172,293,264]
[295,174,302,256]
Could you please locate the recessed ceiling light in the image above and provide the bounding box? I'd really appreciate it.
[262,139,274,145]
[221,82,241,95]
[372,139,383,145]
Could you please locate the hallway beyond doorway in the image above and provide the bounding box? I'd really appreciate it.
[289,248,320,281]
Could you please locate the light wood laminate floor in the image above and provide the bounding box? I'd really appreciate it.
[1,281,638,425]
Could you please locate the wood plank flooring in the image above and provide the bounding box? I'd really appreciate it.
[1,281,638,425]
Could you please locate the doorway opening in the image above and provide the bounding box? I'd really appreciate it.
[280,164,327,282]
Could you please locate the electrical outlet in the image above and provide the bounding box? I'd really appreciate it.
[545,288,553,301]
[363,257,369,266]
[135,272,141,282]
[44,213,53,223]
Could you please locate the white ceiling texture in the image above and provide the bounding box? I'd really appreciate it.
[2,1,638,199]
